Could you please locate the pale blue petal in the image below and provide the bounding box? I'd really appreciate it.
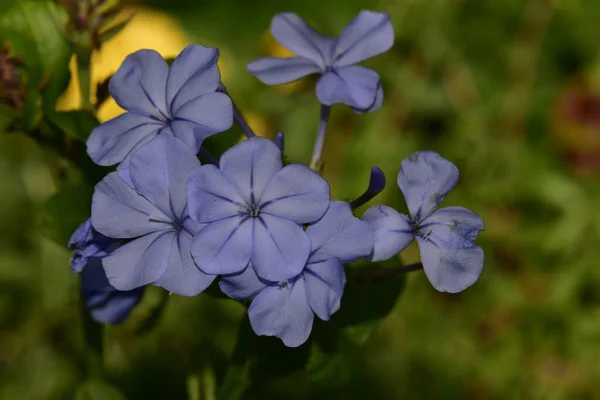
[154,230,215,296]
[190,216,252,275]
[352,84,383,114]
[91,172,168,238]
[316,66,380,110]
[247,56,321,85]
[167,45,220,114]
[109,49,169,118]
[304,258,345,321]
[259,164,330,224]
[362,205,414,262]
[422,206,484,249]
[219,264,268,300]
[114,127,166,189]
[270,13,334,68]
[333,11,394,67]
[186,165,245,223]
[130,135,200,221]
[102,231,173,291]
[86,112,162,166]
[248,277,314,347]
[398,151,459,221]
[220,137,282,205]
[306,201,373,263]
[251,215,311,282]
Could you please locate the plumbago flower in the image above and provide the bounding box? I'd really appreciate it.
[219,201,373,347]
[187,137,330,282]
[68,219,144,324]
[91,135,214,296]
[86,44,233,183]
[363,151,485,293]
[247,11,394,113]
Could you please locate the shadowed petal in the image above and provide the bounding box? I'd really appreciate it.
[248,277,314,347]
[86,112,162,166]
[167,45,220,114]
[92,172,168,238]
[252,215,310,282]
[307,201,373,263]
[109,49,169,118]
[220,137,282,205]
[352,84,383,114]
[333,11,394,67]
[398,151,459,221]
[316,66,380,110]
[304,258,345,321]
[260,164,330,224]
[155,230,215,296]
[186,165,245,223]
[247,56,321,85]
[130,135,200,220]
[102,231,173,291]
[270,13,334,68]
[423,206,484,248]
[219,264,268,300]
[362,205,414,262]
[190,216,252,275]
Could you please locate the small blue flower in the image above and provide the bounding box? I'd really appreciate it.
[68,219,144,324]
[187,136,330,282]
[219,201,374,347]
[86,44,233,184]
[247,11,394,113]
[91,135,215,296]
[363,151,485,293]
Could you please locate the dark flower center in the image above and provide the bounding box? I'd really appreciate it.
[246,204,261,218]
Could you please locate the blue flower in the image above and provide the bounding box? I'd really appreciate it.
[363,151,485,293]
[86,44,233,183]
[187,137,330,282]
[247,11,394,113]
[91,135,215,296]
[68,219,144,324]
[219,201,373,347]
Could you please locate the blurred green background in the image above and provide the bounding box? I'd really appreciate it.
[2,0,600,398]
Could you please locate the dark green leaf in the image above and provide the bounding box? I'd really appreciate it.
[0,0,19,14]
[0,103,17,131]
[47,110,99,141]
[98,15,134,45]
[74,380,127,400]
[21,88,42,131]
[0,28,44,88]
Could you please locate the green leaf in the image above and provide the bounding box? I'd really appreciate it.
[74,380,127,400]
[0,0,19,14]
[47,110,99,141]
[0,103,18,131]
[21,88,42,131]
[98,15,134,45]
[0,27,44,88]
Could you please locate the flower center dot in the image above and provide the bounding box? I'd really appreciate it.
[247,204,260,218]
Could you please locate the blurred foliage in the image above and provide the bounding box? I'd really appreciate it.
[2,0,600,399]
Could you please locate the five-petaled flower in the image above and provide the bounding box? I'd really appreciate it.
[247,10,394,113]
[86,44,233,184]
[187,136,330,282]
[68,219,144,324]
[363,151,485,293]
[219,201,373,347]
[91,135,215,296]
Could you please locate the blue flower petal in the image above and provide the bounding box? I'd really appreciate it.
[306,201,373,264]
[352,84,383,114]
[423,206,484,248]
[166,44,221,115]
[259,164,330,224]
[186,165,245,223]
[247,56,322,85]
[130,135,200,221]
[219,137,282,206]
[397,151,459,221]
[316,66,380,110]
[252,214,310,282]
[270,13,334,69]
[102,231,173,291]
[69,219,120,273]
[304,258,346,321]
[190,216,252,275]
[109,49,169,119]
[333,10,394,67]
[92,172,168,238]
[248,277,314,347]
[219,264,268,300]
[86,112,162,166]
[154,230,215,296]
[362,205,414,262]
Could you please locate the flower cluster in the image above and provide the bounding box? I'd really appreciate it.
[70,10,484,346]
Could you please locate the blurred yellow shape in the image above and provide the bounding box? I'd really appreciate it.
[57,7,230,123]
[241,111,270,139]
[259,30,305,93]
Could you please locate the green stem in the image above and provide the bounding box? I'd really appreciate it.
[76,49,93,112]
[216,314,253,400]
